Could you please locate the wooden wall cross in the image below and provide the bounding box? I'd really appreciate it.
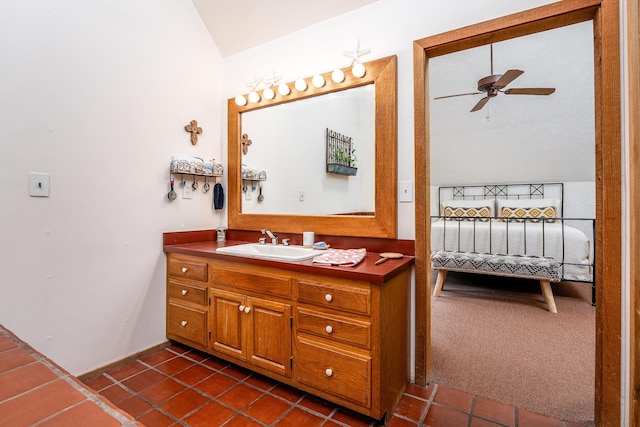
[185,120,202,145]
[242,133,252,155]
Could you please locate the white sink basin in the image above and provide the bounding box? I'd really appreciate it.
[216,243,318,261]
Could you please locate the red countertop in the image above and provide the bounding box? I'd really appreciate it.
[163,229,415,285]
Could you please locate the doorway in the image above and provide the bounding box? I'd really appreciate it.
[412,1,622,424]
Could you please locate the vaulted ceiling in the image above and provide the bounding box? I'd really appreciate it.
[191,0,378,57]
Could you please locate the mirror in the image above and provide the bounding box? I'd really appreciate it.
[241,85,375,216]
[228,55,397,238]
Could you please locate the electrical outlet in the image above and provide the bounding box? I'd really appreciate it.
[299,191,304,202]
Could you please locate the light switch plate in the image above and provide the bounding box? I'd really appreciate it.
[29,173,50,197]
[399,180,413,203]
[182,184,193,199]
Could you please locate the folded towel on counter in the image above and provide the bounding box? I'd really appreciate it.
[312,248,367,267]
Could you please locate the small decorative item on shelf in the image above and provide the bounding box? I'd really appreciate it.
[203,160,214,175]
[326,128,357,176]
[190,157,205,174]
[171,154,191,173]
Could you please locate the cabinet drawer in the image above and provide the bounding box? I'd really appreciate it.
[295,337,371,407]
[168,280,207,305]
[296,308,371,349]
[168,257,208,282]
[297,281,371,316]
[167,303,207,346]
[213,268,291,299]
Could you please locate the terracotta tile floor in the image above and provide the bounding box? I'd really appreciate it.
[82,343,582,427]
[0,325,140,426]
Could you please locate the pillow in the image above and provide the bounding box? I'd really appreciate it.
[499,205,558,223]
[496,198,561,218]
[442,199,494,221]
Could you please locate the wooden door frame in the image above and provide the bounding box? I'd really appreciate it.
[628,0,639,424]
[412,0,622,424]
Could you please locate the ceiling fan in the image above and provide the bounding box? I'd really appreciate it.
[434,44,556,112]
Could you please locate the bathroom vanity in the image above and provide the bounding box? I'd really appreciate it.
[163,229,413,422]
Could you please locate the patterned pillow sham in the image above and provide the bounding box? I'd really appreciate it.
[443,205,493,221]
[500,206,558,223]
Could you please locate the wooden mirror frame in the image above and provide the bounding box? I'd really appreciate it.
[227,55,397,238]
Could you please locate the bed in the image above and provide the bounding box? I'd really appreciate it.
[430,183,595,313]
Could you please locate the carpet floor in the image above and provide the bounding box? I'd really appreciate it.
[429,271,595,425]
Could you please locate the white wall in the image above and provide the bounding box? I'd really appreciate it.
[0,0,225,375]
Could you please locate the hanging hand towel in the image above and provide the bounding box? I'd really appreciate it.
[312,248,367,267]
[213,183,224,210]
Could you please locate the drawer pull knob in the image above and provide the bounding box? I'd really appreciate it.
[181,320,188,327]
[244,306,251,314]
[181,267,188,273]
[325,368,333,377]
[181,289,188,296]
[324,294,333,302]
[325,325,333,334]
[239,305,245,312]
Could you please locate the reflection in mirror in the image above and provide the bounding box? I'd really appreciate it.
[228,55,397,238]
[241,85,375,216]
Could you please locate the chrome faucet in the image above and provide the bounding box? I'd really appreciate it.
[261,229,278,245]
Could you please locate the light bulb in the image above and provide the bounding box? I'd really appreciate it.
[295,79,308,92]
[312,74,325,88]
[248,91,260,103]
[352,62,366,78]
[331,69,345,83]
[234,95,247,106]
[277,83,290,96]
[263,87,275,100]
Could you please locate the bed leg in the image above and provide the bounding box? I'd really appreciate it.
[433,270,448,297]
[539,279,557,313]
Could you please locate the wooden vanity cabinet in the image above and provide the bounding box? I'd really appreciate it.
[210,288,292,377]
[166,255,208,348]
[165,254,409,422]
[293,272,409,420]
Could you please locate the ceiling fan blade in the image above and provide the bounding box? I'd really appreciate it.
[494,69,524,89]
[470,96,490,112]
[504,88,556,95]
[434,92,481,100]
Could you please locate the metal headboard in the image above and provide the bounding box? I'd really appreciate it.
[437,183,564,217]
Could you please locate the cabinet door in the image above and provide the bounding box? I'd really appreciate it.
[246,297,292,377]
[210,289,246,361]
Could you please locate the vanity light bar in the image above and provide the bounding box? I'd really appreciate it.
[234,62,368,107]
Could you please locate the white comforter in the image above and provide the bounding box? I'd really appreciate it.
[430,219,592,281]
